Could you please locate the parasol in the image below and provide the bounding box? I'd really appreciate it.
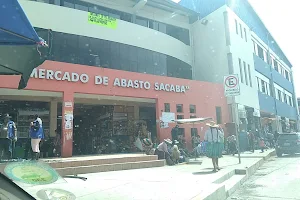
[0,0,48,89]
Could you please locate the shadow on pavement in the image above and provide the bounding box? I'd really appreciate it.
[193,171,216,175]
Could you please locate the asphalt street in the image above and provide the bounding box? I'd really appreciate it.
[228,154,300,200]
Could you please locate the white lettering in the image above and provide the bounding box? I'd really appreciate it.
[30,68,38,78]
[46,70,54,79]
[165,84,170,92]
[121,79,127,87]
[62,72,71,81]
[39,69,45,79]
[71,73,79,82]
[139,81,144,89]
[80,74,89,83]
[134,80,139,89]
[144,81,151,90]
[170,85,175,92]
[175,85,180,93]
[95,76,103,85]
[159,83,165,91]
[114,78,121,86]
[127,80,134,88]
[54,71,62,80]
[103,76,109,85]
[180,86,186,93]
[154,82,159,91]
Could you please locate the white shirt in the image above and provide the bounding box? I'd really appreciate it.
[37,117,43,127]
[204,128,224,143]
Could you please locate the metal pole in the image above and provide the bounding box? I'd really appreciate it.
[232,97,241,164]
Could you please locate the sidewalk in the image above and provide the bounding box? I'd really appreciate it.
[24,150,275,200]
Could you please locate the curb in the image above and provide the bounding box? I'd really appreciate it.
[201,150,275,200]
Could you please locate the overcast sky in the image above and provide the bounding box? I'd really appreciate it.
[173,0,300,97]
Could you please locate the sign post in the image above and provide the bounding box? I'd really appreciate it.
[224,74,241,164]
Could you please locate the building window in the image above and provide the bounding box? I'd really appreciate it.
[216,107,222,124]
[257,45,264,60]
[261,80,266,93]
[164,103,170,112]
[256,77,260,90]
[178,128,185,136]
[243,61,248,85]
[252,40,257,54]
[190,115,197,118]
[285,70,290,81]
[244,28,247,42]
[248,64,252,87]
[235,19,238,34]
[177,115,184,119]
[277,90,282,101]
[191,128,198,137]
[284,93,288,104]
[239,24,243,38]
[190,105,196,113]
[274,60,279,72]
[289,96,293,106]
[176,104,183,112]
[239,58,244,83]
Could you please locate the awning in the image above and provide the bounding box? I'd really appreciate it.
[172,117,212,124]
[0,0,48,89]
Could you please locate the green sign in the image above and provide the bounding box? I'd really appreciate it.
[88,12,117,29]
[4,161,59,185]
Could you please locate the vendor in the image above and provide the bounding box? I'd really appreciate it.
[154,139,172,160]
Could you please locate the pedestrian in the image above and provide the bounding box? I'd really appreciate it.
[5,114,17,159]
[171,125,179,144]
[30,114,44,160]
[248,130,255,153]
[259,138,265,153]
[154,139,172,160]
[204,121,224,172]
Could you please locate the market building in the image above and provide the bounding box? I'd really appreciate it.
[180,0,299,134]
[0,0,229,158]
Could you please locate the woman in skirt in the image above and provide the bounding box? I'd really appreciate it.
[204,121,224,172]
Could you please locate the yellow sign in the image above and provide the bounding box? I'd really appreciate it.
[88,12,117,29]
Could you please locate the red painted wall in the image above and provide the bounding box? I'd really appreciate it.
[0,61,229,150]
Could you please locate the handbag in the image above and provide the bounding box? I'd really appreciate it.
[134,137,143,151]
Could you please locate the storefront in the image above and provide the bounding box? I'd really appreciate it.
[0,61,229,158]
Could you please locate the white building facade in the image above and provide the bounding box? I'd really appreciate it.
[181,0,299,133]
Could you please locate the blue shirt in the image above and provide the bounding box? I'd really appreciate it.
[7,120,16,139]
[30,119,44,139]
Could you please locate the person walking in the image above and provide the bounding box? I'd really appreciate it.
[248,130,255,153]
[171,125,179,144]
[5,114,17,159]
[204,121,224,172]
[30,114,44,160]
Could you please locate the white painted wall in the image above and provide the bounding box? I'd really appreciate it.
[226,8,259,110]
[20,0,192,65]
[192,6,229,83]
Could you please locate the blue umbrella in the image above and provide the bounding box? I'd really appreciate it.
[0,0,48,89]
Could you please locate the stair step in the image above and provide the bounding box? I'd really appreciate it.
[223,174,247,197]
[55,160,165,176]
[47,155,158,168]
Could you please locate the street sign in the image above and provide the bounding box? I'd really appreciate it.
[224,74,240,97]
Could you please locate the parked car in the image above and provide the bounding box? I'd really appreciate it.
[275,133,300,157]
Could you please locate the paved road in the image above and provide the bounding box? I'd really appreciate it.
[228,154,300,200]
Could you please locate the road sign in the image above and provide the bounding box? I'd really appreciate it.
[224,74,240,97]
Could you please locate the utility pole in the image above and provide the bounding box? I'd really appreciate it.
[224,74,241,164]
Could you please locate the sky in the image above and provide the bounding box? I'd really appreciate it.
[172,0,300,97]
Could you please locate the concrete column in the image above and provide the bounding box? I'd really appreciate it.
[61,91,74,158]
[49,100,57,137]
[134,105,139,120]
